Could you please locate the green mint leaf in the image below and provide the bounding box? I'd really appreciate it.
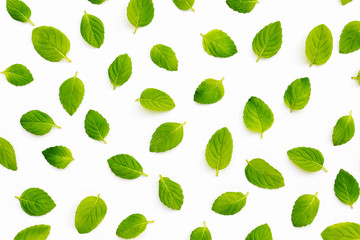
[245,158,285,189]
[226,0,259,14]
[158,175,184,210]
[150,122,185,152]
[80,11,104,48]
[173,0,195,11]
[287,147,327,172]
[42,146,74,169]
[136,88,175,111]
[306,24,333,67]
[291,193,320,227]
[32,26,71,62]
[194,78,224,104]
[84,109,110,143]
[6,0,34,25]
[334,169,360,208]
[243,96,274,138]
[252,21,282,62]
[150,44,178,71]
[16,188,56,216]
[108,54,132,90]
[283,77,311,112]
[205,127,233,176]
[321,222,360,240]
[88,0,106,4]
[127,0,154,33]
[75,194,107,234]
[14,225,51,240]
[190,222,212,240]
[341,0,352,5]
[332,111,355,146]
[1,64,33,86]
[0,137,17,171]
[211,192,248,215]
[339,21,360,54]
[59,72,85,116]
[116,213,154,239]
[245,224,273,240]
[20,110,60,136]
[201,29,237,58]
[107,154,147,179]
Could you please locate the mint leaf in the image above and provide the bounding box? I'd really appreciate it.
[158,175,184,210]
[75,194,107,234]
[32,26,71,62]
[190,222,212,240]
[321,222,360,240]
[20,110,60,136]
[201,29,237,58]
[150,44,178,71]
[14,225,51,240]
[0,137,17,171]
[59,72,85,116]
[108,54,132,90]
[42,146,74,169]
[245,224,272,240]
[339,21,360,54]
[306,24,333,66]
[287,147,327,172]
[291,193,320,227]
[127,0,154,33]
[116,213,154,239]
[243,96,274,138]
[6,0,34,25]
[332,111,355,146]
[211,192,248,215]
[1,64,33,86]
[136,88,175,111]
[226,0,259,14]
[107,154,147,179]
[16,188,56,216]
[194,78,224,104]
[80,11,105,48]
[334,169,360,208]
[283,77,311,112]
[252,21,282,62]
[150,122,185,152]
[245,158,285,189]
[205,127,233,176]
[173,0,195,11]
[84,110,110,143]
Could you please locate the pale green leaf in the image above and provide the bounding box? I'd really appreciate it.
[190,222,212,240]
[211,192,248,215]
[226,0,259,14]
[291,193,320,227]
[59,72,85,116]
[173,0,195,11]
[321,222,360,240]
[127,0,154,33]
[332,111,355,146]
[340,21,360,54]
[116,213,153,239]
[80,11,104,48]
[245,224,273,240]
[14,225,51,240]
[150,122,185,152]
[306,24,333,66]
[1,64,33,86]
[287,147,327,172]
[136,88,175,111]
[194,78,224,104]
[158,175,184,210]
[20,110,60,136]
[0,137,17,171]
[107,154,147,179]
[6,0,34,25]
[150,44,178,71]
[201,29,237,58]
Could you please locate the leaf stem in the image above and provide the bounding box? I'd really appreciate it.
[350,203,354,209]
[181,122,187,127]
[256,55,261,62]
[309,62,313,67]
[200,33,205,37]
[203,221,207,228]
[220,77,225,82]
[322,165,328,172]
[134,26,138,34]
[260,131,263,138]
[246,159,250,164]
[74,71,78,79]
[64,55,72,63]
[148,220,155,223]
[314,192,318,197]
[101,138,107,144]
[28,18,35,26]
[141,172,149,177]
[54,124,61,129]
[244,192,249,197]
[15,196,20,200]
[350,110,353,117]
[190,6,195,11]
[135,98,141,101]
[113,84,117,90]
[351,76,360,80]
[216,169,219,177]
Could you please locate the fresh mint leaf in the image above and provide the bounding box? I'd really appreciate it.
[14,225,51,240]
[0,137,17,171]
[81,11,104,48]
[158,175,184,210]
[136,88,175,112]
[291,193,320,227]
[6,0,34,25]
[339,21,360,54]
[16,188,56,216]
[334,169,359,208]
[42,146,74,169]
[84,110,110,143]
[226,0,259,14]
[127,0,154,33]
[20,110,60,136]
[190,222,212,240]
[211,192,248,215]
[306,24,333,66]
[245,224,272,240]
[88,0,106,4]
[284,77,311,112]
[107,154,148,179]
[108,54,132,90]
[1,64,33,86]
[287,147,327,172]
[150,122,185,152]
[194,78,224,104]
[201,29,237,58]
[173,0,195,11]
[116,213,154,239]
[332,111,355,146]
[321,222,360,240]
[59,72,85,116]
[150,44,178,71]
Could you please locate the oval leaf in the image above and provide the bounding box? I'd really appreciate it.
[42,146,74,169]
[20,110,60,136]
[32,26,71,62]
[339,21,360,54]
[252,21,282,62]
[211,192,248,215]
[245,158,285,189]
[190,222,212,240]
[321,222,360,240]
[173,0,195,11]
[136,88,175,111]
[226,0,259,14]
[306,24,333,66]
[332,111,355,146]
[150,44,178,71]
[245,224,273,240]
[291,193,320,227]
[84,109,110,143]
[243,96,274,138]
[75,194,107,234]
[194,78,225,104]
[80,11,105,48]
[0,137,17,171]
[108,54,132,90]
[150,122,185,152]
[116,213,153,239]
[107,154,147,179]
[287,147,327,172]
[127,0,154,33]
[158,175,184,210]
[201,29,237,58]
[59,72,85,116]
[284,77,311,112]
[14,225,51,240]
[6,0,34,25]
[16,188,56,216]
[205,127,233,176]
[1,64,33,86]
[334,169,360,208]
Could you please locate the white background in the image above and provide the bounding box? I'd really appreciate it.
[1,0,360,239]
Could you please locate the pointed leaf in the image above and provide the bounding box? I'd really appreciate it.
[334,169,360,208]
[245,224,273,240]
[321,222,360,240]
[59,72,85,116]
[116,213,153,239]
[84,110,110,143]
[6,0,34,25]
[127,0,154,33]
[211,192,248,215]
[340,21,360,54]
[287,147,327,172]
[291,193,320,227]
[14,225,51,240]
[332,111,355,146]
[1,64,33,86]
[136,88,175,111]
[201,29,237,58]
[284,77,311,112]
[16,188,56,216]
[107,154,147,179]
[150,122,185,152]
[158,175,184,210]
[194,78,225,104]
[80,11,104,48]
[0,137,17,171]
[306,24,333,66]
[150,44,178,71]
[108,54,132,90]
[190,222,212,240]
[42,146,74,169]
[20,110,60,136]
[226,0,259,13]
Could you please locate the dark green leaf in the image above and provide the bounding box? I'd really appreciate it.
[341,0,352,5]
[88,0,106,4]
[1,64,33,86]
[42,146,74,169]
[20,110,60,136]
